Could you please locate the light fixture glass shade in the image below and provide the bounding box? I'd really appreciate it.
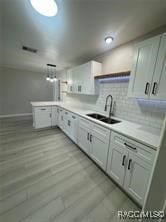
[46,76,50,81]
[50,78,54,82]
[53,76,57,81]
[105,36,114,44]
[30,0,58,17]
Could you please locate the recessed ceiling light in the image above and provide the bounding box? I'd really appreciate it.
[30,0,58,17]
[105,36,114,44]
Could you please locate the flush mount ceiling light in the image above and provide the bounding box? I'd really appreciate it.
[105,36,114,44]
[30,0,58,17]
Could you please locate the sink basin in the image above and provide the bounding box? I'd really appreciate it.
[100,117,121,124]
[86,113,121,124]
[86,113,106,120]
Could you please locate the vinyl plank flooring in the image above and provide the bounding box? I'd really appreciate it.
[0,116,139,222]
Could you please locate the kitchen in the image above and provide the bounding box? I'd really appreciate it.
[0,0,166,221]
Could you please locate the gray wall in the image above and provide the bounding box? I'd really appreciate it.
[0,68,3,114]
[0,2,3,66]
[0,67,53,115]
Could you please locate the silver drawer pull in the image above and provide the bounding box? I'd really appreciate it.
[124,142,136,151]
[41,108,46,110]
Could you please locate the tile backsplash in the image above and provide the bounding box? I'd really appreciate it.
[65,78,166,132]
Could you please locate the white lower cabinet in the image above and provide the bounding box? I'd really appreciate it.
[63,109,78,143]
[108,144,128,187]
[107,131,156,206]
[124,152,152,205]
[78,118,110,170]
[69,113,78,143]
[51,106,58,126]
[33,106,57,129]
[58,107,64,131]
[90,123,110,170]
[78,118,91,155]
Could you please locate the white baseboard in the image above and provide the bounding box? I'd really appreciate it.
[0,113,32,118]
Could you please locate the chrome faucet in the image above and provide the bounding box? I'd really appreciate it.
[104,95,113,119]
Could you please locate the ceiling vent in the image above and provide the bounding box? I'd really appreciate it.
[22,46,38,54]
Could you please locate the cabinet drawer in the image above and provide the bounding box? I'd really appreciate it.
[111,132,156,165]
[79,117,91,129]
[92,122,110,141]
[35,106,51,114]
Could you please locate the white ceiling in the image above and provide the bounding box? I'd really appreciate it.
[1,0,166,73]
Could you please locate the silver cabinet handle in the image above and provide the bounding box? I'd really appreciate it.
[41,108,46,110]
[152,82,158,95]
[72,116,76,119]
[50,113,52,118]
[145,82,150,95]
[124,142,136,151]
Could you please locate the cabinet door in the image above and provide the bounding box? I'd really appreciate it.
[124,152,152,205]
[150,34,166,100]
[51,106,57,126]
[107,144,128,186]
[69,114,78,143]
[128,35,161,99]
[34,107,52,129]
[58,108,64,130]
[63,110,70,135]
[90,123,110,170]
[78,118,91,154]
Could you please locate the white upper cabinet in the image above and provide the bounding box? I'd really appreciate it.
[67,61,101,95]
[128,33,166,100]
[151,34,166,99]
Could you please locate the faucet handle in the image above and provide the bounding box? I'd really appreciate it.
[104,105,107,111]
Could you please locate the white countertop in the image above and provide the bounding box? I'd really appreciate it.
[31,101,161,150]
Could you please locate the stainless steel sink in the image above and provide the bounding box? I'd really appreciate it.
[86,113,121,124]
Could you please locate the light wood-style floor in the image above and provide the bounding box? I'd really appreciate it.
[0,116,139,222]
